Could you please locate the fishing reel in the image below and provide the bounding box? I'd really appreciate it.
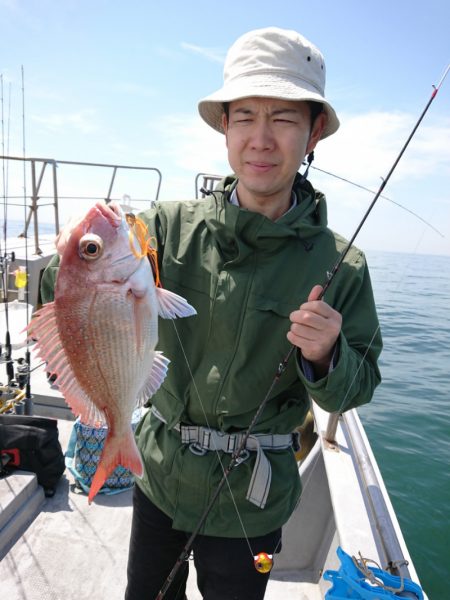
[0,357,31,414]
[15,357,30,388]
[0,250,16,274]
[0,343,15,382]
[0,381,26,414]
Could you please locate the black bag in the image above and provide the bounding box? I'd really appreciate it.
[0,414,65,496]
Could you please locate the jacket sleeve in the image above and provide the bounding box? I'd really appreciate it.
[40,254,61,304]
[295,252,382,413]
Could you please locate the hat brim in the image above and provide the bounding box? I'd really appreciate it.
[198,74,339,139]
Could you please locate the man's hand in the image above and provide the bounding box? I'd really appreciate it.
[287,285,342,378]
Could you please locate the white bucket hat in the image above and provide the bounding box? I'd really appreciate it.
[198,27,339,139]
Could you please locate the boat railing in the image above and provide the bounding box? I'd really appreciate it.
[0,155,162,255]
[324,411,340,444]
[336,409,415,594]
[195,172,223,198]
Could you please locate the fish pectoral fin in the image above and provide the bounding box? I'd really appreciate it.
[27,302,105,426]
[156,287,197,319]
[88,430,144,504]
[136,351,170,404]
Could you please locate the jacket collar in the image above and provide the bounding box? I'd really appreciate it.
[204,173,328,255]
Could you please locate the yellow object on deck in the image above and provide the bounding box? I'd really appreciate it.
[15,267,28,289]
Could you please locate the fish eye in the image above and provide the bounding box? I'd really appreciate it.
[79,234,104,261]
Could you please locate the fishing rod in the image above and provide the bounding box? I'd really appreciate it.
[0,73,15,385]
[20,66,32,411]
[319,65,449,301]
[0,67,32,412]
[156,64,450,599]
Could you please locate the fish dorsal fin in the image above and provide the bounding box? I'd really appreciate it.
[27,302,106,426]
[136,351,170,405]
[156,287,197,319]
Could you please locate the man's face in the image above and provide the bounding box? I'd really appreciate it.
[222,97,325,211]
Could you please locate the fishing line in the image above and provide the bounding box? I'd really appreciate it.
[169,319,253,551]
[267,69,450,574]
[319,63,449,300]
[169,315,331,581]
[358,225,430,389]
[27,360,47,374]
[308,165,444,239]
[156,64,449,599]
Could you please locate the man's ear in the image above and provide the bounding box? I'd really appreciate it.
[221,112,229,146]
[306,112,327,154]
[221,112,228,133]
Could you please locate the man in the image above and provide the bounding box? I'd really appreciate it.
[123,27,382,600]
[41,27,382,600]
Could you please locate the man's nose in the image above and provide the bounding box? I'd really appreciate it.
[249,120,275,150]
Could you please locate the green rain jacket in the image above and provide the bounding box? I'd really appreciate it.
[40,174,382,537]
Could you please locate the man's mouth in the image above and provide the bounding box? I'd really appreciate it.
[246,161,276,172]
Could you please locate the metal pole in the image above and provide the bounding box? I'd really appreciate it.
[324,412,340,444]
[343,410,417,598]
[30,159,38,252]
[105,166,118,203]
[52,160,60,234]
[30,160,43,254]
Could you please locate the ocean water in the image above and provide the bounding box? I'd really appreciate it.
[360,250,450,600]
[3,220,448,598]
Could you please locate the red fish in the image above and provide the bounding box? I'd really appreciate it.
[28,202,196,502]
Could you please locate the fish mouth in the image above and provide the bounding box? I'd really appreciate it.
[82,201,123,238]
[93,202,122,228]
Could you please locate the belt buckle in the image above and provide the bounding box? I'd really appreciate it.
[234,449,250,465]
[189,442,208,456]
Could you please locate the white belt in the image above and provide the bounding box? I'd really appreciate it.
[151,406,299,509]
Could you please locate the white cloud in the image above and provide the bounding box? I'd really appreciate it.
[144,107,449,254]
[109,82,156,98]
[31,109,99,135]
[0,0,20,12]
[147,113,229,199]
[313,111,450,203]
[180,42,225,64]
[310,111,450,255]
[147,108,450,204]
[8,106,446,255]
[0,0,41,31]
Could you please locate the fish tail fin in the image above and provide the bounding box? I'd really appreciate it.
[88,430,144,504]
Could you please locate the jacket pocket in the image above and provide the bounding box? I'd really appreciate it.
[247,293,299,318]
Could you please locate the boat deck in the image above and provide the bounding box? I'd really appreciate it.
[0,298,423,599]
[0,419,322,600]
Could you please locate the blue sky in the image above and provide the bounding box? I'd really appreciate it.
[1,0,449,256]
